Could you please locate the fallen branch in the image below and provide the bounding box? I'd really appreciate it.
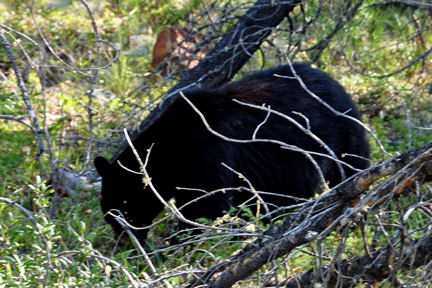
[285,232,432,288]
[185,141,432,288]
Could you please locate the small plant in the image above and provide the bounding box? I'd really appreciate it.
[0,176,145,287]
[0,177,55,287]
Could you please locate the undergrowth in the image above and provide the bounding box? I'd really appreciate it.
[1,0,432,287]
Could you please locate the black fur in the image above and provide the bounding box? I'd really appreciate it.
[94,64,370,243]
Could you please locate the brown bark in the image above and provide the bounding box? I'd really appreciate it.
[170,0,301,92]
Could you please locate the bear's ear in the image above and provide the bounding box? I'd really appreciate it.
[94,156,111,177]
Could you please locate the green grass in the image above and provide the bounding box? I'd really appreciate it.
[1,0,432,287]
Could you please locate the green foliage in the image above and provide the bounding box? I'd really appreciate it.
[1,0,432,286]
[0,177,140,287]
[0,178,56,287]
[100,55,143,96]
[125,0,201,29]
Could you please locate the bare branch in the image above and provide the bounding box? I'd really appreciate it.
[185,140,432,288]
[0,27,45,159]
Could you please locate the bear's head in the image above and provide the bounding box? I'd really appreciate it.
[94,156,150,242]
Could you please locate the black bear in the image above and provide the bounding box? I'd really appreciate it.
[94,64,370,243]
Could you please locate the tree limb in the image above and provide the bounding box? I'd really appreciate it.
[138,0,301,132]
[0,27,44,159]
[285,232,432,288]
[185,141,432,288]
[172,0,301,91]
